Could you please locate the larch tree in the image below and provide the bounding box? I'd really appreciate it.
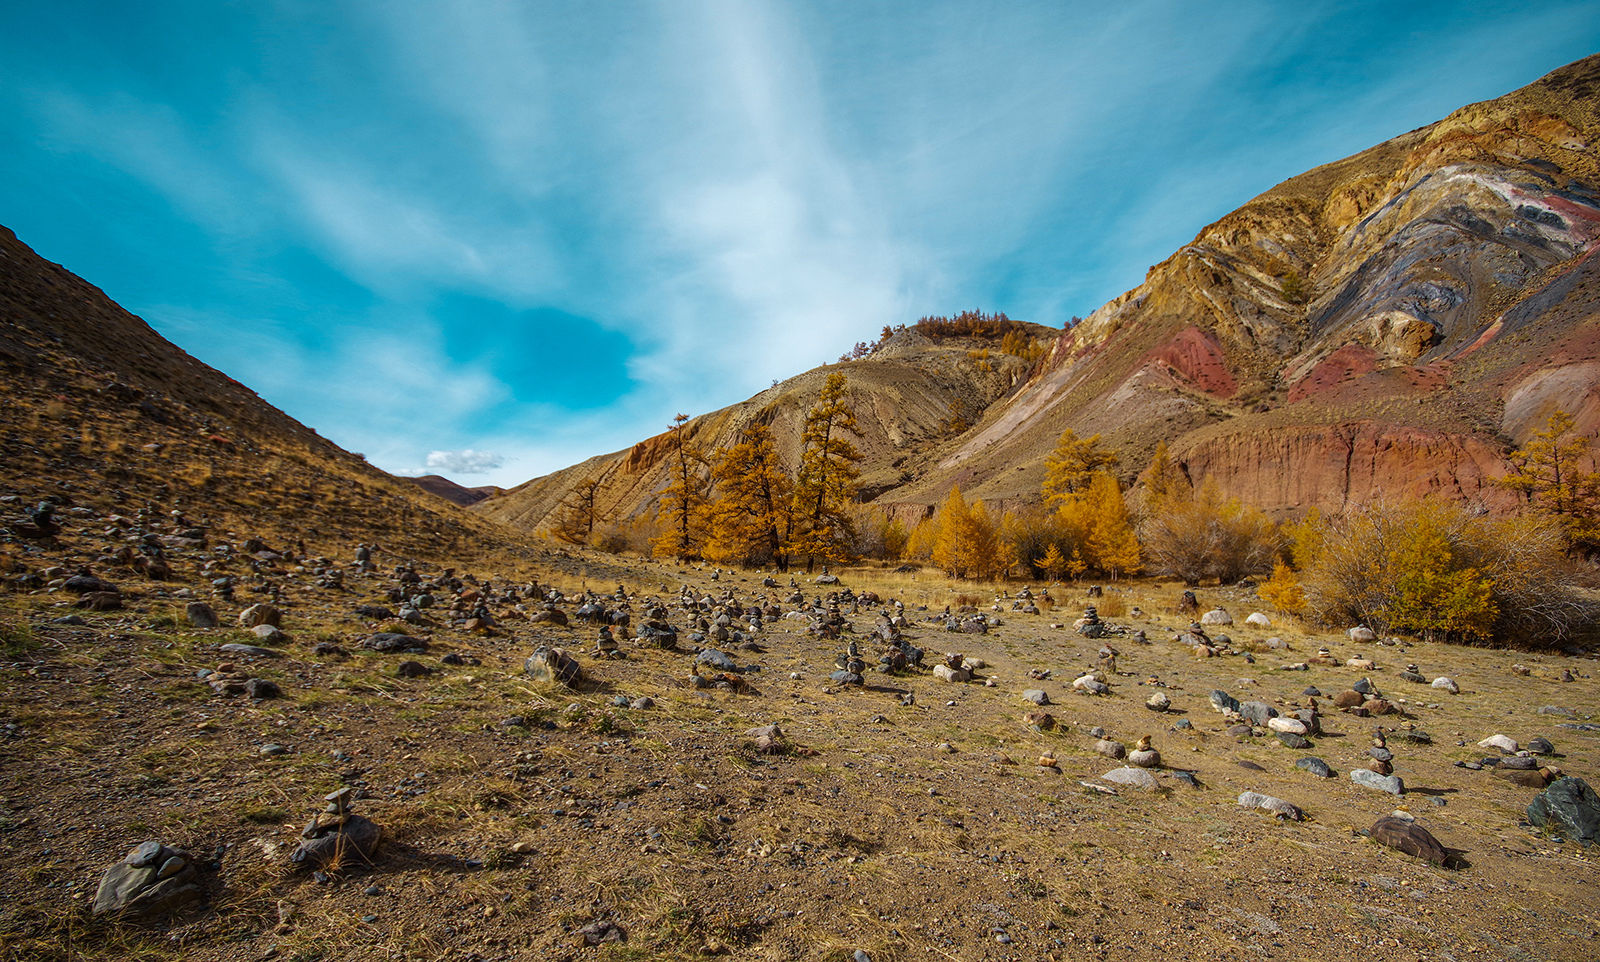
[702,424,794,569]
[1498,409,1600,550]
[1083,471,1142,578]
[931,485,973,577]
[1142,440,1189,509]
[792,373,863,570]
[549,476,608,546]
[651,413,710,561]
[1043,429,1120,509]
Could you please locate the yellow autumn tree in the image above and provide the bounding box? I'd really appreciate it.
[1142,440,1189,511]
[1083,471,1142,578]
[1043,429,1119,509]
[701,424,794,569]
[651,413,710,560]
[792,373,864,570]
[1498,409,1600,551]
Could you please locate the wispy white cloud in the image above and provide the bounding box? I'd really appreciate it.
[423,449,505,475]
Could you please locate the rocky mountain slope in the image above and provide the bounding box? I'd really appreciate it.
[478,325,1052,533]
[406,475,503,508]
[492,53,1600,530]
[0,224,516,562]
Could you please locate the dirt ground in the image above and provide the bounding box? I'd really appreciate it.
[2,541,1598,962]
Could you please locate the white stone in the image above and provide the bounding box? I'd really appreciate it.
[1267,717,1308,735]
[1346,657,1375,669]
[1200,608,1233,626]
[1349,768,1405,794]
[933,665,969,683]
[1348,626,1377,643]
[1478,734,1518,753]
[1431,676,1460,694]
[961,657,986,671]
[1245,612,1272,627]
[1145,692,1171,712]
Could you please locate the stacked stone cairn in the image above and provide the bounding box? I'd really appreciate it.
[290,787,383,871]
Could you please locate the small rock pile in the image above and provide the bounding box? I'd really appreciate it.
[92,840,204,919]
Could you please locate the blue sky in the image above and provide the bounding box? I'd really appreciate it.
[2,2,1596,487]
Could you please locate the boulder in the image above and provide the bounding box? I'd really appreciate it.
[290,815,383,870]
[1370,816,1448,865]
[185,602,218,628]
[362,632,428,654]
[1238,700,1277,725]
[1237,791,1302,820]
[1200,608,1233,626]
[1095,739,1126,759]
[1145,692,1171,712]
[525,646,584,686]
[1431,676,1460,694]
[1127,748,1161,769]
[1527,776,1600,847]
[1350,768,1405,795]
[1478,734,1519,753]
[1349,626,1377,643]
[1101,767,1160,791]
[1267,717,1307,735]
[1022,689,1051,706]
[932,664,969,683]
[1209,690,1241,715]
[1295,757,1334,778]
[92,841,203,918]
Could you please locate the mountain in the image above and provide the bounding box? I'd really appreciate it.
[489,53,1600,530]
[477,322,1056,533]
[0,224,512,560]
[406,475,504,507]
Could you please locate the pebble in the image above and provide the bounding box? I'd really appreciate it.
[260,744,287,756]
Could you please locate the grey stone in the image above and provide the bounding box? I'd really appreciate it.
[362,632,428,654]
[290,814,383,869]
[1239,700,1277,725]
[260,743,287,756]
[1352,677,1375,695]
[1238,791,1302,820]
[244,678,280,700]
[1022,689,1050,706]
[525,646,584,686]
[218,643,279,658]
[1101,767,1160,791]
[1276,733,1311,750]
[1527,776,1600,847]
[1209,690,1241,715]
[1350,768,1405,795]
[1295,757,1334,778]
[185,603,218,629]
[250,624,286,644]
[696,649,738,672]
[1368,747,1393,763]
[1095,739,1126,759]
[1527,736,1556,756]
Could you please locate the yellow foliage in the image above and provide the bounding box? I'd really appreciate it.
[1258,560,1306,613]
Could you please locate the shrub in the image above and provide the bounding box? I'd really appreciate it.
[1299,500,1596,645]
[1140,481,1277,585]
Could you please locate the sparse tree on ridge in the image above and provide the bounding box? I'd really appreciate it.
[792,373,863,571]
